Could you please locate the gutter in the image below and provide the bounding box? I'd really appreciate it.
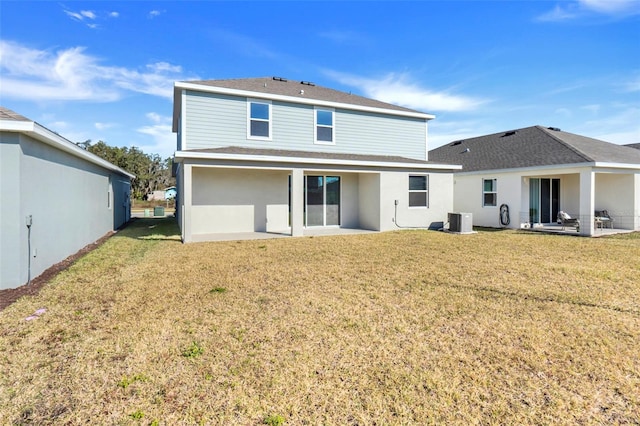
[173,150,462,171]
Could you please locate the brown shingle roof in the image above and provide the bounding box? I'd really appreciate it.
[0,106,30,122]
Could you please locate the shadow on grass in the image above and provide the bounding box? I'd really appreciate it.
[117,217,182,242]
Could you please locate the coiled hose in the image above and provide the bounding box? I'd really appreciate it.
[499,204,510,226]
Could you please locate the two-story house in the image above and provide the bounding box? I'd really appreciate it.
[172,77,460,242]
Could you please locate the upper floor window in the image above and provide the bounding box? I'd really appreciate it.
[247,99,271,140]
[315,108,334,144]
[409,175,429,207]
[483,178,497,207]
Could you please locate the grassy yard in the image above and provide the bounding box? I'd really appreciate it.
[1,219,639,425]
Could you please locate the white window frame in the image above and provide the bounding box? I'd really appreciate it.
[408,174,429,208]
[483,178,497,207]
[247,99,272,141]
[314,107,335,145]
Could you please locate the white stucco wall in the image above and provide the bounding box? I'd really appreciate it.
[191,167,290,235]
[358,173,381,231]
[379,171,454,231]
[452,166,640,231]
[595,172,636,229]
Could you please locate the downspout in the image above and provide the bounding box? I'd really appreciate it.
[26,215,32,284]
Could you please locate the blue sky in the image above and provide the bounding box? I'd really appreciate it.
[1,0,639,159]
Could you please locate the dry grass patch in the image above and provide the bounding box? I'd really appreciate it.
[1,219,639,424]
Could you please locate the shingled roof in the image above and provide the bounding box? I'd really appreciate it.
[0,106,30,122]
[625,143,640,150]
[183,145,442,165]
[428,126,640,172]
[177,77,426,115]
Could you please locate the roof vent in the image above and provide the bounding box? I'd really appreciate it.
[272,76,287,82]
[502,130,517,137]
[451,141,462,146]
[300,81,315,86]
[547,127,561,131]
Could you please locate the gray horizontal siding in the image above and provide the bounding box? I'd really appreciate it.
[184,91,427,160]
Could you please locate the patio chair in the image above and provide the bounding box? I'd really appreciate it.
[594,210,614,229]
[557,211,580,231]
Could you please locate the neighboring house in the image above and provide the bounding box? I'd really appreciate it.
[0,107,134,290]
[147,187,177,201]
[429,126,640,236]
[164,187,177,200]
[172,77,460,242]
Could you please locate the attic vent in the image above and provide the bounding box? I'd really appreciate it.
[300,81,315,86]
[451,141,462,146]
[272,76,287,82]
[502,130,517,137]
[547,127,561,131]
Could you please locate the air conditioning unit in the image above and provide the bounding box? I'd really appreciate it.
[448,212,473,233]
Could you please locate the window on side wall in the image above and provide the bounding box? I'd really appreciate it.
[315,108,334,144]
[247,99,272,140]
[483,178,497,207]
[409,175,428,207]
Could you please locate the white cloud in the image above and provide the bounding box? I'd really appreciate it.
[624,74,640,92]
[578,105,640,144]
[555,108,573,118]
[145,112,164,123]
[95,122,116,130]
[537,0,640,21]
[537,4,580,22]
[581,104,601,115]
[325,70,487,112]
[81,10,97,20]
[137,113,175,158]
[109,11,119,18]
[147,62,183,73]
[149,10,163,18]
[0,40,193,102]
[580,0,640,14]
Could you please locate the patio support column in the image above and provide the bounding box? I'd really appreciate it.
[182,164,193,243]
[579,169,595,236]
[291,168,304,236]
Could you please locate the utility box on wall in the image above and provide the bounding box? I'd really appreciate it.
[448,212,473,233]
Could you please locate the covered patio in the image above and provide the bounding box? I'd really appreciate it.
[174,147,458,243]
[519,167,639,237]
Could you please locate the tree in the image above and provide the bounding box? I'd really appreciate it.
[85,141,175,199]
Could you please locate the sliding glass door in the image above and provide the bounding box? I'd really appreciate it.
[529,178,560,224]
[305,176,324,226]
[298,175,341,227]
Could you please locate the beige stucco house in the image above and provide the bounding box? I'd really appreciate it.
[429,126,640,236]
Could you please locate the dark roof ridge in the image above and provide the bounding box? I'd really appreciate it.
[536,125,594,163]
